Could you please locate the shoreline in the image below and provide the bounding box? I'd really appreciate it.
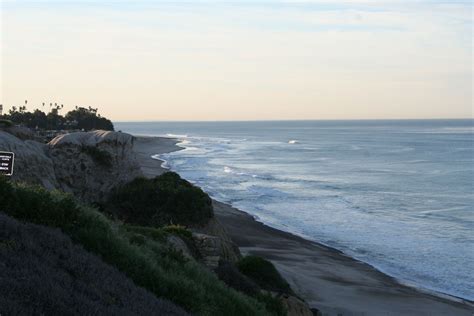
[133,135,474,315]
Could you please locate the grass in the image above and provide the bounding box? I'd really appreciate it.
[0,177,271,315]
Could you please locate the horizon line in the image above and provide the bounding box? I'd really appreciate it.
[114,117,474,123]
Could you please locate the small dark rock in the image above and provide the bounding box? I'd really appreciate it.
[311,307,322,316]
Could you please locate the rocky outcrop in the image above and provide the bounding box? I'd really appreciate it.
[48,131,142,203]
[192,233,224,269]
[277,294,315,316]
[191,217,241,265]
[0,131,58,189]
[166,235,195,261]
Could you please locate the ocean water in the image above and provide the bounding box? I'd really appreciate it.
[115,120,474,300]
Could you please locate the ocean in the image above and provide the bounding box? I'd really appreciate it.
[115,119,474,300]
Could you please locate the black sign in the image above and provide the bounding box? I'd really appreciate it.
[0,152,14,176]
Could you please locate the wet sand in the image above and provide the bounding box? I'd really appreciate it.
[133,136,182,177]
[134,136,474,316]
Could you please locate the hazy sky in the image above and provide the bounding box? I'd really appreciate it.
[1,0,472,121]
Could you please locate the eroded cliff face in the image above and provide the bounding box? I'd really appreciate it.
[0,130,142,203]
[48,131,142,203]
[0,131,58,190]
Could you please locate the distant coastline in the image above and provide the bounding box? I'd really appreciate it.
[133,135,474,315]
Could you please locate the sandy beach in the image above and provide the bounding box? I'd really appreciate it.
[134,136,474,316]
[133,136,182,177]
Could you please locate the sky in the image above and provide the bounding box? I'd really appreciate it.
[0,0,472,121]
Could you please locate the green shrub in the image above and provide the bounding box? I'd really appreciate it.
[237,256,293,295]
[94,223,193,245]
[0,177,270,316]
[0,119,13,127]
[164,224,194,240]
[107,172,213,227]
[216,261,287,316]
[123,225,168,242]
[81,145,113,168]
[124,224,200,261]
[215,261,260,296]
[0,177,80,229]
[255,293,287,316]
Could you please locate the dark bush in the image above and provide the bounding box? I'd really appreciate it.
[216,261,287,316]
[107,172,214,227]
[125,224,200,261]
[65,106,114,131]
[123,224,168,242]
[0,177,271,315]
[0,177,80,229]
[164,224,194,240]
[81,145,113,168]
[0,213,188,316]
[255,293,287,316]
[237,255,294,295]
[215,261,260,296]
[0,119,13,127]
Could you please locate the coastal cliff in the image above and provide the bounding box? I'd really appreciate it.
[0,129,243,268]
[0,130,142,202]
[48,131,142,202]
[0,129,312,315]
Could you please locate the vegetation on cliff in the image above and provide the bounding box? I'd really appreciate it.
[0,177,273,315]
[0,213,187,315]
[238,255,294,295]
[81,145,113,168]
[0,119,13,128]
[106,172,214,227]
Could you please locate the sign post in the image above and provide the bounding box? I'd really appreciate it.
[0,152,15,176]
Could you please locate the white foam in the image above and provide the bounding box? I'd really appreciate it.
[166,133,188,138]
[151,154,170,169]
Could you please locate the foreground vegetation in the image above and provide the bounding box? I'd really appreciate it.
[0,213,187,315]
[0,177,274,315]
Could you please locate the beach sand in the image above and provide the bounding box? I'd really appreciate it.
[134,136,474,316]
[133,136,182,177]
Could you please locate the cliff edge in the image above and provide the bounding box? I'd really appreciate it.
[0,130,142,203]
